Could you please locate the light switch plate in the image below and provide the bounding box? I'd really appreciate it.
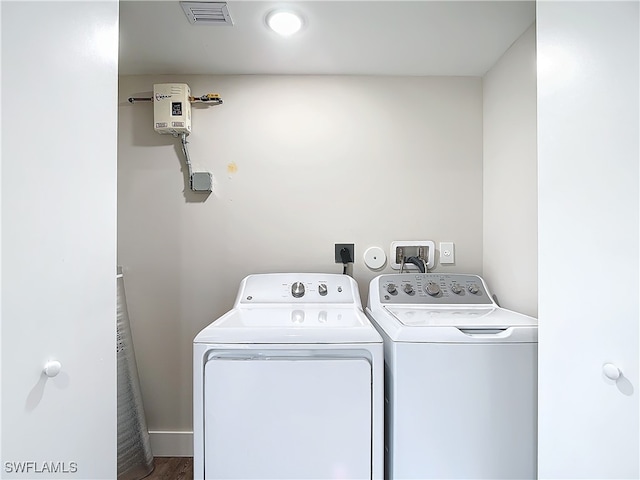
[439,242,455,264]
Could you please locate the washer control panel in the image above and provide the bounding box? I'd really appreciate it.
[377,274,493,305]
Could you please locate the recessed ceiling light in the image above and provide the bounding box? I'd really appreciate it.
[266,10,303,36]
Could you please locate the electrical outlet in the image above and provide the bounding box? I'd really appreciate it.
[335,243,355,263]
[439,242,455,264]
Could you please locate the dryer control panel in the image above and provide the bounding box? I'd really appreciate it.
[375,274,494,305]
[236,273,361,305]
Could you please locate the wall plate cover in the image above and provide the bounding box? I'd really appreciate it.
[363,246,386,270]
[390,240,435,271]
[192,172,213,192]
[439,241,455,264]
[334,243,354,263]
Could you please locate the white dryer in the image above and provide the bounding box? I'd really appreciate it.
[366,273,537,480]
[194,273,384,480]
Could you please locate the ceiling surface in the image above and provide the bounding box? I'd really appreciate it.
[119,1,536,76]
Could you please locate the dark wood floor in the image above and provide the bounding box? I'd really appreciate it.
[145,457,193,480]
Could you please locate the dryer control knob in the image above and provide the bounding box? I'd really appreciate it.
[318,283,328,296]
[425,282,441,296]
[403,283,414,295]
[387,284,398,295]
[451,284,463,295]
[468,284,480,295]
[291,282,305,298]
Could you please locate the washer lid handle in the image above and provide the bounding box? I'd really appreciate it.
[457,327,509,337]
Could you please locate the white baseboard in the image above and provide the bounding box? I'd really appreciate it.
[149,430,193,457]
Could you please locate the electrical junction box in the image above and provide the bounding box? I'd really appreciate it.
[153,83,192,135]
[192,172,213,192]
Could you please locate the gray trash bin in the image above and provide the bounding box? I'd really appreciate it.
[117,267,154,480]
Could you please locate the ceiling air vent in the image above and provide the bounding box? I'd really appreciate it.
[180,2,233,26]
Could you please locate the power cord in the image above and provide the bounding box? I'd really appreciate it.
[340,247,353,275]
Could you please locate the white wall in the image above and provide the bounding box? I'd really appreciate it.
[1,1,118,478]
[482,25,538,317]
[537,1,639,478]
[118,74,483,449]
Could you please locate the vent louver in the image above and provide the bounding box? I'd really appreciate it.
[180,2,233,25]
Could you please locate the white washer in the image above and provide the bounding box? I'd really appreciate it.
[194,273,384,480]
[366,273,537,480]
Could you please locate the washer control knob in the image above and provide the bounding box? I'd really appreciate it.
[403,283,414,295]
[318,283,328,296]
[450,284,463,295]
[387,284,398,295]
[291,282,305,298]
[425,282,441,296]
[468,284,480,295]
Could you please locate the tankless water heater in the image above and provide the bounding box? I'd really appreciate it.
[153,83,191,136]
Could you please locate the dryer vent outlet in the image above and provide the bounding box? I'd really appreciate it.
[334,244,354,263]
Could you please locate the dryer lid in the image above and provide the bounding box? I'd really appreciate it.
[194,307,382,344]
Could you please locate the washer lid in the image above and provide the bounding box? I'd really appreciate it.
[386,306,535,327]
[194,307,382,344]
[367,306,537,343]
